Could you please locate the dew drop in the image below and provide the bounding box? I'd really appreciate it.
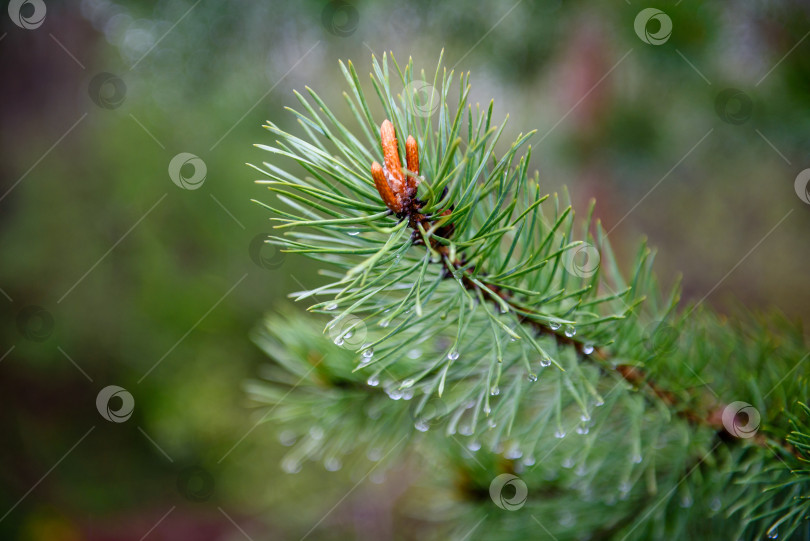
[594,399,605,407]
[324,457,342,471]
[576,425,589,435]
[407,348,421,359]
[580,413,590,422]
[483,404,491,415]
[281,457,302,474]
[402,388,414,400]
[367,447,382,461]
[562,457,574,469]
[378,319,389,328]
[278,430,297,446]
[575,464,587,476]
[539,358,552,367]
[767,528,779,539]
[487,418,497,428]
[523,455,536,466]
[414,419,430,432]
[367,375,380,386]
[458,424,473,436]
[504,446,522,460]
[618,481,631,494]
[631,453,642,464]
[555,429,566,439]
[402,378,415,388]
[325,303,337,311]
[564,325,576,337]
[333,337,344,346]
[499,304,508,314]
[583,343,594,355]
[527,373,538,382]
[490,386,500,396]
[370,470,386,484]
[467,440,482,451]
[710,497,722,512]
[309,426,324,440]
[388,388,403,400]
[447,349,460,360]
[347,230,360,236]
[362,347,374,358]
[549,321,561,330]
[344,331,353,339]
[680,495,693,508]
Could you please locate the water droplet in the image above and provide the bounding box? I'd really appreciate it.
[499,304,508,314]
[618,481,631,494]
[767,528,779,539]
[549,321,561,330]
[710,497,721,512]
[594,399,605,407]
[680,495,693,508]
[459,424,473,436]
[378,319,389,328]
[583,343,594,354]
[367,447,382,461]
[447,349,460,360]
[347,230,360,236]
[362,347,374,358]
[367,375,379,386]
[407,348,421,359]
[324,457,342,471]
[309,426,324,440]
[580,413,590,422]
[402,378,415,388]
[576,424,589,435]
[564,325,576,337]
[388,388,403,400]
[527,373,538,382]
[562,457,574,469]
[402,388,414,400]
[278,430,296,446]
[523,455,536,466]
[325,303,337,311]
[490,385,500,396]
[467,440,482,451]
[487,418,497,428]
[631,453,642,464]
[504,446,522,460]
[344,331,353,339]
[540,358,552,367]
[334,337,344,346]
[370,470,386,484]
[415,419,430,432]
[575,464,587,476]
[281,457,302,474]
[483,404,491,415]
[555,429,566,438]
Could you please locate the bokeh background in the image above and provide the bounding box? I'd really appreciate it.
[1,0,808,539]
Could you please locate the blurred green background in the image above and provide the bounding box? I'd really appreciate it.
[1,0,808,539]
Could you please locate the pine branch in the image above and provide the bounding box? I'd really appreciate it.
[247,52,810,539]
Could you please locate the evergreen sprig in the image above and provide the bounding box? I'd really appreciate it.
[248,53,809,539]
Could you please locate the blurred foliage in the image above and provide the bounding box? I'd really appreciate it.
[0,0,808,539]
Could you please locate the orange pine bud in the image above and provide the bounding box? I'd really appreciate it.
[405,135,419,197]
[380,120,405,194]
[371,161,403,213]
